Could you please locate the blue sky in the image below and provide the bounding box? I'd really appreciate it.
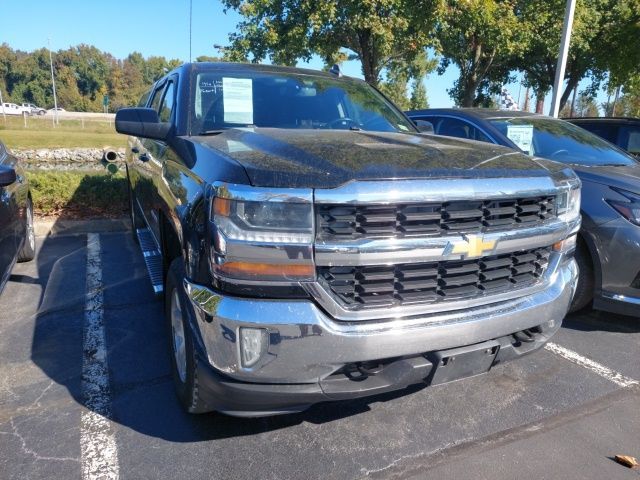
[1,0,604,112]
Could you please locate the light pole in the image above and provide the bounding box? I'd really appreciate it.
[550,0,576,118]
[0,87,5,122]
[48,38,59,126]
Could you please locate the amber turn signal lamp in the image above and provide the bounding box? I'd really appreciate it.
[216,261,314,279]
[213,197,231,217]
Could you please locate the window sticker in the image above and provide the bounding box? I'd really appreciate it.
[506,124,534,154]
[222,77,253,124]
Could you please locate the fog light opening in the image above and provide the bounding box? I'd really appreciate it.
[240,327,268,368]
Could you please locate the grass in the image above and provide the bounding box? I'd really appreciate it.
[0,116,127,149]
[27,170,128,219]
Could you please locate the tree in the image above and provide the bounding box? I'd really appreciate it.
[516,0,638,114]
[379,53,436,110]
[221,0,440,86]
[436,0,523,107]
[409,79,429,110]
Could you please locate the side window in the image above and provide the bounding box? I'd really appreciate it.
[158,82,175,123]
[434,117,491,143]
[137,90,151,107]
[581,123,618,143]
[149,84,165,112]
[618,126,640,156]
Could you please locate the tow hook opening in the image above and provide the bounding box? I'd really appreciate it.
[342,360,389,381]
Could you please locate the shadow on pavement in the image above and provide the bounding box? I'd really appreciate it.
[563,309,640,334]
[27,199,431,442]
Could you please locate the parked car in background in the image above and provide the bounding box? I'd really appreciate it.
[566,117,640,159]
[407,108,640,316]
[115,63,580,417]
[21,103,46,115]
[0,140,35,294]
[1,103,27,116]
[47,107,66,113]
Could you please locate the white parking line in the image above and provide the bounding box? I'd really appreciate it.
[544,342,639,388]
[81,233,119,480]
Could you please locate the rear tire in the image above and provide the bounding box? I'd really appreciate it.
[165,257,213,414]
[569,239,594,313]
[17,198,35,262]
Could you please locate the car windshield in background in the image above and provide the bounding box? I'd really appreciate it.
[192,71,416,134]
[488,117,636,167]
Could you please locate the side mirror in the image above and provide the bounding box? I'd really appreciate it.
[115,108,171,141]
[414,119,435,134]
[0,165,17,187]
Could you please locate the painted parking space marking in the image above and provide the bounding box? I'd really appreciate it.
[81,233,119,480]
[545,342,639,388]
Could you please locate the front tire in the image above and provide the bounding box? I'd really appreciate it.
[18,198,36,262]
[164,257,213,414]
[569,239,594,313]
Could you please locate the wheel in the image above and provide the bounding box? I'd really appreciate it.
[569,239,594,313]
[38,110,45,116]
[165,257,213,413]
[17,198,35,262]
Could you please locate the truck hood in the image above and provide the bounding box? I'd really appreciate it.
[194,128,571,189]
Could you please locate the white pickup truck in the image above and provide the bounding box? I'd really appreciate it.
[1,103,28,116]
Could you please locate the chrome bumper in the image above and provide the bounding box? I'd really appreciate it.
[185,256,578,384]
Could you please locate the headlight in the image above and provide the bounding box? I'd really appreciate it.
[213,197,313,243]
[606,187,640,226]
[556,187,581,222]
[210,184,315,283]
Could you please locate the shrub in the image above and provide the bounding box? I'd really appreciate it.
[26,171,128,218]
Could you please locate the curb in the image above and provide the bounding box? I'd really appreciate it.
[35,217,130,237]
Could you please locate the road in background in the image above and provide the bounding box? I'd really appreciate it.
[1,231,638,480]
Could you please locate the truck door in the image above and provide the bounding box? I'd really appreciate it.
[131,77,177,246]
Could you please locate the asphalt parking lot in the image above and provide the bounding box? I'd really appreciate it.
[1,230,639,480]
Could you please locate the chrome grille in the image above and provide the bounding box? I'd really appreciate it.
[317,196,556,240]
[318,247,551,308]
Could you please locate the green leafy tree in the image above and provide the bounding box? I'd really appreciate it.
[516,0,637,113]
[221,0,440,86]
[409,79,429,110]
[436,0,523,107]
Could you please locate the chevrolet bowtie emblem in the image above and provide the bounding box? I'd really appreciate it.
[450,235,497,258]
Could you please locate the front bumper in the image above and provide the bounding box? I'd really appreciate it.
[184,257,577,416]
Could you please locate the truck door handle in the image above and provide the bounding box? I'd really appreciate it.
[131,147,140,154]
[139,153,150,162]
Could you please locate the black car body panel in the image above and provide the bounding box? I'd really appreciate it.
[0,142,31,293]
[193,128,560,189]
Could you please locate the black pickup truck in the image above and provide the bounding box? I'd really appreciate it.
[116,62,581,417]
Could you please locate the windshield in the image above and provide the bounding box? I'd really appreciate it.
[488,117,636,166]
[192,70,416,135]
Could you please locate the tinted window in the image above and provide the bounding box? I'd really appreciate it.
[620,126,640,156]
[432,117,491,143]
[137,90,151,107]
[158,82,175,122]
[192,71,415,134]
[149,84,165,112]
[576,122,618,143]
[489,117,636,166]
